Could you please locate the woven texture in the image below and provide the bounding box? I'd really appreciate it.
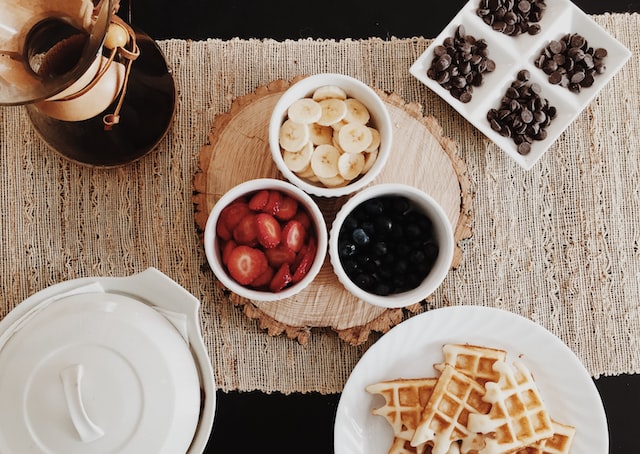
[0,13,638,394]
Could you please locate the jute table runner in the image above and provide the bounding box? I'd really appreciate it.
[0,13,638,394]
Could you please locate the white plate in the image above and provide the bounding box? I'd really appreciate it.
[334,305,607,453]
[409,0,631,170]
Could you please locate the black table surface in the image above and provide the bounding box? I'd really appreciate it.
[122,1,638,452]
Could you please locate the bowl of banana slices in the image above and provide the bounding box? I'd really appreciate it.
[269,73,393,198]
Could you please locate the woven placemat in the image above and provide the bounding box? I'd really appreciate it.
[0,13,638,394]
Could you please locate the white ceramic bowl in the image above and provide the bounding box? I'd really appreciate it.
[269,73,393,198]
[329,183,454,308]
[204,178,328,302]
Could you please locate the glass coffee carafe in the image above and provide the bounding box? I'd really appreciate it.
[0,0,175,166]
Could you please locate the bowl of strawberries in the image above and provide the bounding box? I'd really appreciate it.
[203,178,328,302]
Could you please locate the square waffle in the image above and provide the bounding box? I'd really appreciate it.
[515,420,576,454]
[467,360,554,453]
[366,378,437,452]
[435,344,507,385]
[411,363,489,454]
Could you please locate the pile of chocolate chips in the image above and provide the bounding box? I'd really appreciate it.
[535,33,608,93]
[486,69,557,155]
[426,25,496,103]
[477,0,546,36]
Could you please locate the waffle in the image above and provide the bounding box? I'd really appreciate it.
[411,363,489,454]
[435,343,507,385]
[388,437,430,454]
[516,420,576,454]
[467,360,554,453]
[366,377,437,452]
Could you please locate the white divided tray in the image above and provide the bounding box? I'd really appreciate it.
[409,0,631,170]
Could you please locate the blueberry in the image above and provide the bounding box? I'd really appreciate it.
[374,217,393,236]
[372,241,388,256]
[372,282,392,296]
[364,199,385,216]
[352,228,370,246]
[354,273,374,290]
[409,249,426,264]
[339,242,357,258]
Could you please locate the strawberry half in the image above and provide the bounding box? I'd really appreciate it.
[292,236,317,283]
[263,190,281,216]
[265,244,296,268]
[255,213,281,248]
[248,190,270,211]
[275,195,298,221]
[221,239,237,266]
[269,263,292,292]
[249,265,275,289]
[219,201,251,232]
[226,245,268,285]
[282,219,307,253]
[233,214,258,246]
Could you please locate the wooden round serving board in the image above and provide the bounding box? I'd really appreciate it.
[193,76,473,345]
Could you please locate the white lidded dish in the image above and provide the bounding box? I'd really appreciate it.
[0,267,216,454]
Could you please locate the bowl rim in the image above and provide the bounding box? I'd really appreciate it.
[268,73,393,198]
[329,183,455,308]
[204,178,328,302]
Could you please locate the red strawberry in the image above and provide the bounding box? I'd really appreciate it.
[219,201,251,231]
[216,219,232,241]
[249,266,275,289]
[233,214,258,245]
[263,190,281,216]
[255,213,281,248]
[265,244,296,267]
[248,190,270,211]
[226,245,268,285]
[275,195,298,221]
[292,236,317,283]
[292,210,311,230]
[269,263,292,292]
[282,219,307,253]
[221,239,237,266]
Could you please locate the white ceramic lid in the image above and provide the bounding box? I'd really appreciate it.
[0,291,201,454]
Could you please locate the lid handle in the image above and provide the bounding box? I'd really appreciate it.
[60,364,105,443]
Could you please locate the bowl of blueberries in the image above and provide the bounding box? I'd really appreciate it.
[329,183,454,308]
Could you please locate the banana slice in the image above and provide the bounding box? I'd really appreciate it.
[310,144,341,179]
[309,123,333,145]
[366,126,381,152]
[338,152,365,180]
[283,141,313,172]
[331,119,348,131]
[287,98,322,124]
[318,174,347,188]
[295,161,316,179]
[338,122,373,154]
[317,98,347,126]
[312,85,347,102]
[361,148,378,174]
[344,98,371,124]
[279,119,310,152]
